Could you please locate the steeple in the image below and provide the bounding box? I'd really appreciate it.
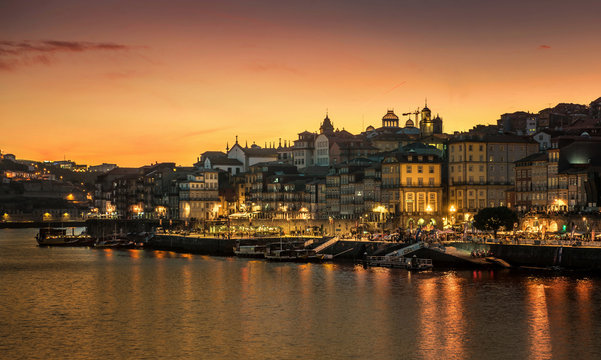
[320,113,334,134]
[226,142,229,152]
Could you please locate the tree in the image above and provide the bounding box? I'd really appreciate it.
[473,206,518,238]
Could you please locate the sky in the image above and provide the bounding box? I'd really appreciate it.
[1,0,601,166]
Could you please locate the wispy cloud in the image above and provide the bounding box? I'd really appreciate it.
[538,44,551,50]
[0,40,135,71]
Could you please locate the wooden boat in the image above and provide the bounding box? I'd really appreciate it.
[36,228,94,247]
[94,234,135,249]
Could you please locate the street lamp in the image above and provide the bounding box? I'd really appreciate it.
[373,205,387,235]
[449,205,456,226]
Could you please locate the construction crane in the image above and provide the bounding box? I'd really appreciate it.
[402,108,421,124]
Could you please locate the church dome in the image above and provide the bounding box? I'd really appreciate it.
[382,110,399,120]
[405,118,414,127]
[366,125,375,132]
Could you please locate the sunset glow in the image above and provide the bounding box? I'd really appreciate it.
[2,0,601,166]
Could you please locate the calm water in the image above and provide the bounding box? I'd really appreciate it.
[1,229,601,360]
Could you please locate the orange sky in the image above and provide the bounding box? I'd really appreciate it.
[1,0,601,166]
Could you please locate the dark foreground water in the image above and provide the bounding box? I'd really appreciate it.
[1,229,601,360]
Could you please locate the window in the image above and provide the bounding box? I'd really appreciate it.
[407,165,412,173]
[469,155,473,161]
[406,178,412,186]
[418,178,423,186]
[418,166,423,173]
[429,166,434,174]
[429,177,434,185]
[479,145,483,151]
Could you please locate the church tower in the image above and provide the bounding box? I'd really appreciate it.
[420,100,434,136]
[320,113,334,134]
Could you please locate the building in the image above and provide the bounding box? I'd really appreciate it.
[196,151,244,175]
[514,152,548,212]
[382,145,444,229]
[177,169,220,220]
[293,131,317,169]
[88,163,117,173]
[448,134,539,221]
[227,138,279,172]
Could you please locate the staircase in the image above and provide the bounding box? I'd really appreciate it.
[385,242,425,257]
[314,237,339,253]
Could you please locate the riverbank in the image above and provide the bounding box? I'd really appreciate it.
[0,220,86,229]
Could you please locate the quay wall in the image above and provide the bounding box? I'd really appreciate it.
[449,241,601,271]
[147,235,237,256]
[489,244,601,271]
[0,220,86,229]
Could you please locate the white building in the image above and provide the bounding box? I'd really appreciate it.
[227,139,278,172]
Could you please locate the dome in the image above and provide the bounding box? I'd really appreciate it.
[366,125,375,132]
[405,118,414,127]
[382,110,399,120]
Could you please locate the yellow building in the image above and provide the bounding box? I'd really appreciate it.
[382,150,443,229]
[448,134,539,222]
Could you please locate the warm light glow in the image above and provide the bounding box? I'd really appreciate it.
[66,193,75,201]
[426,204,433,213]
[3,3,599,166]
[373,205,387,213]
[449,205,456,213]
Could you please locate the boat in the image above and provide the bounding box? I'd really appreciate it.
[264,248,324,262]
[233,244,267,258]
[93,236,136,249]
[36,228,94,247]
[405,256,433,270]
[366,255,433,270]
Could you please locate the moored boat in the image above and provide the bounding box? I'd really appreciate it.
[265,248,324,262]
[94,235,135,249]
[36,228,94,247]
[234,244,267,258]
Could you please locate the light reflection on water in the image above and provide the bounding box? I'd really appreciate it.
[2,228,601,359]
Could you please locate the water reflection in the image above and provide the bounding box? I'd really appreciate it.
[3,229,601,359]
[442,273,465,360]
[418,277,440,359]
[527,281,552,360]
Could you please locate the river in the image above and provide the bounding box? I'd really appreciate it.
[1,228,600,359]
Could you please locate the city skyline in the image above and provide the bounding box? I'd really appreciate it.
[2,0,601,166]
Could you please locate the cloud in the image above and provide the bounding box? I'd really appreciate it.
[538,44,551,50]
[0,40,135,71]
